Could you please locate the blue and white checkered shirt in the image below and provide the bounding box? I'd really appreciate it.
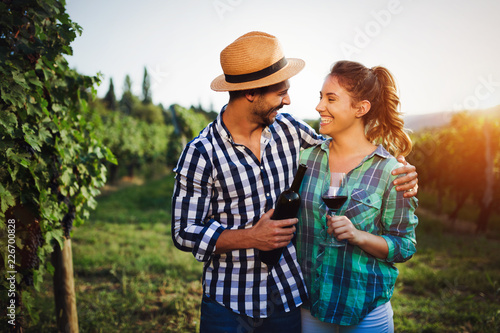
[171,107,323,318]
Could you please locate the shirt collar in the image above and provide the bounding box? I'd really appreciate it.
[368,144,392,159]
[320,138,392,160]
[215,105,233,142]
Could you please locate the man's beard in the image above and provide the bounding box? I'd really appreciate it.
[254,104,283,127]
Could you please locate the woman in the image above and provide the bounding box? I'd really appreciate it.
[297,60,418,332]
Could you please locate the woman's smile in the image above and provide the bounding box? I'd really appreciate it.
[320,116,333,124]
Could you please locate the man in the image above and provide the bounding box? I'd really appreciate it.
[171,31,418,332]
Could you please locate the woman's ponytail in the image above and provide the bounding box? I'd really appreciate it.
[369,66,412,156]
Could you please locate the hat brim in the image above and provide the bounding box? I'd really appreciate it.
[210,58,305,92]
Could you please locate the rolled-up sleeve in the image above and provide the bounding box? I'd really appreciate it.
[380,168,419,263]
[171,141,225,262]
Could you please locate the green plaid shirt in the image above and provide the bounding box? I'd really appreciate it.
[297,140,418,325]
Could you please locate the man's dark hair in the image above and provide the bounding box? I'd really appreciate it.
[228,86,270,101]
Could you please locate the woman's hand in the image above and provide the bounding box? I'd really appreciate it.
[393,155,418,198]
[326,215,389,259]
[326,215,362,245]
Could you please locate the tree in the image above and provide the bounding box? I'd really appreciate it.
[409,130,449,214]
[103,78,117,110]
[165,104,214,166]
[0,1,115,331]
[408,111,500,234]
[142,66,151,105]
[119,74,134,115]
[131,102,164,124]
[444,114,486,226]
[474,120,500,233]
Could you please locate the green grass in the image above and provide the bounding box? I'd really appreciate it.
[393,212,500,332]
[25,176,500,332]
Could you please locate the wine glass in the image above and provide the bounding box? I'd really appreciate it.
[321,172,347,247]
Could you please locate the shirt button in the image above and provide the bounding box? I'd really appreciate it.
[266,193,270,197]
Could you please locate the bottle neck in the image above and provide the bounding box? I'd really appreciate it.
[289,164,307,192]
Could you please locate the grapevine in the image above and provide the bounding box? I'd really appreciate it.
[0,0,115,328]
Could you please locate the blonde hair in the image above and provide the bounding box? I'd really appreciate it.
[329,61,412,156]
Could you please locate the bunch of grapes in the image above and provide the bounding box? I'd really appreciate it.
[19,217,43,287]
[61,209,75,238]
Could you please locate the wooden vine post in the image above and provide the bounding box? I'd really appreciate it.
[52,238,79,333]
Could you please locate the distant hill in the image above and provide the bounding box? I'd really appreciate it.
[403,112,454,132]
[404,105,500,132]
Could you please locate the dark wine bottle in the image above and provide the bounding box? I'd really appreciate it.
[259,164,308,268]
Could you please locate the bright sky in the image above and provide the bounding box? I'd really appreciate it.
[66,0,500,120]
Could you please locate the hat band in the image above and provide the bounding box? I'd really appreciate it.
[224,57,288,84]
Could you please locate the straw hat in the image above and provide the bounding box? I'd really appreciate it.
[210,31,305,91]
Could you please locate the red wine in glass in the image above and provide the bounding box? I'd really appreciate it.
[322,195,347,247]
[322,195,348,212]
[322,172,347,246]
